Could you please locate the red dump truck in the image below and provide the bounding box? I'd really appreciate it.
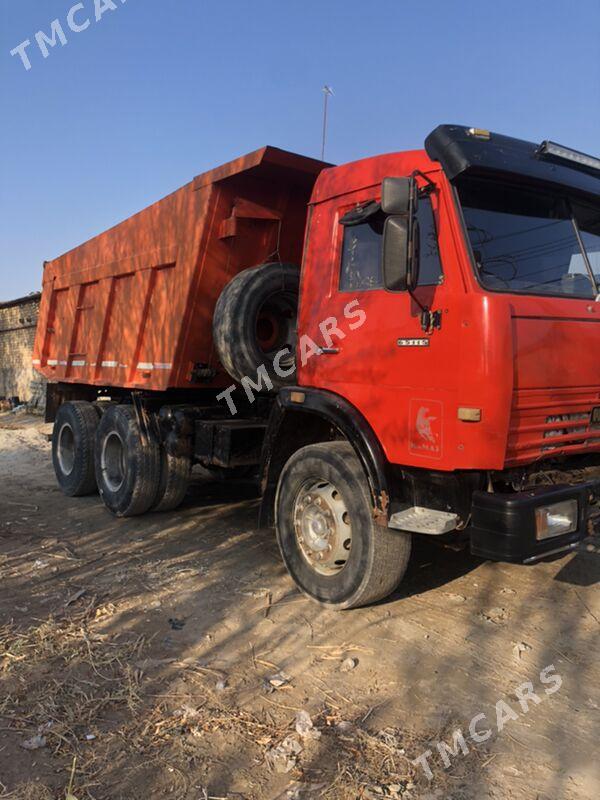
[34,124,600,608]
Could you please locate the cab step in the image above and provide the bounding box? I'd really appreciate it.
[388,506,458,535]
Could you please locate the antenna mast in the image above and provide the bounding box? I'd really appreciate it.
[321,85,334,161]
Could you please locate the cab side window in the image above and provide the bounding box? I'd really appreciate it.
[417,198,443,287]
[338,197,443,291]
[339,209,385,291]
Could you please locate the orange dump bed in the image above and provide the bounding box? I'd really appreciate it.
[33,147,326,391]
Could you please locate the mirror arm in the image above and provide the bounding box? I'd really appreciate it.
[411,169,436,196]
[408,287,429,325]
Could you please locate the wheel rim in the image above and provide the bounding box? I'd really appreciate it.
[57,423,75,476]
[293,478,352,576]
[256,312,281,352]
[256,291,297,369]
[101,431,127,492]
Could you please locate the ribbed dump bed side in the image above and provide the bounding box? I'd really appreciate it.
[33,147,327,391]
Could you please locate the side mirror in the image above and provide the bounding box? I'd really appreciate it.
[381,177,411,215]
[382,217,410,290]
[382,176,420,291]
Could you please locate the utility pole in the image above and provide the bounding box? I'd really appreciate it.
[321,85,334,161]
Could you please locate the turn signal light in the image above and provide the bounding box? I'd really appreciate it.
[458,407,482,422]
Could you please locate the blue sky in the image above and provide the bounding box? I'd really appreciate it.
[1,0,599,301]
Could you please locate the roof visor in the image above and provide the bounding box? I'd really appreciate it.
[425,124,600,198]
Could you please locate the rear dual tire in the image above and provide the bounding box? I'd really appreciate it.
[53,402,190,516]
[154,449,191,512]
[52,401,100,496]
[95,405,190,517]
[95,405,161,517]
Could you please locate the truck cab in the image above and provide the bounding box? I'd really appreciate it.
[263,125,600,604]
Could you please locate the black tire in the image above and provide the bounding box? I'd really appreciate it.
[275,442,411,610]
[153,450,191,512]
[213,262,299,390]
[95,405,161,517]
[52,401,100,496]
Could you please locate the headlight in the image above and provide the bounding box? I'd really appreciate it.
[535,499,578,540]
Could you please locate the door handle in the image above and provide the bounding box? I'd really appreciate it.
[316,347,340,355]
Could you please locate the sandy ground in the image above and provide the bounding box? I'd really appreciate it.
[0,412,599,800]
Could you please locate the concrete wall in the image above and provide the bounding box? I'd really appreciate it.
[0,293,46,410]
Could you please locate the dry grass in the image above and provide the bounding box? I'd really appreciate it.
[2,784,54,800]
[311,723,417,799]
[0,602,147,798]
[0,604,440,800]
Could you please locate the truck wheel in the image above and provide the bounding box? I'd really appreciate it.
[213,262,299,389]
[52,401,100,496]
[275,442,411,609]
[153,450,191,512]
[95,405,160,517]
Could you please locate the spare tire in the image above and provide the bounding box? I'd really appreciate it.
[213,262,299,389]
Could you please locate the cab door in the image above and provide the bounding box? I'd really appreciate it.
[298,184,461,467]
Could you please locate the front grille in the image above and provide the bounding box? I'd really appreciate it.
[542,412,589,451]
[506,389,600,465]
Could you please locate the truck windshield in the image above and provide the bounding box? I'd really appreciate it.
[455,176,600,299]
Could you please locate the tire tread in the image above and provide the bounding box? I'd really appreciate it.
[153,451,191,512]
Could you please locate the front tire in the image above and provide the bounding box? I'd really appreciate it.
[275,442,411,609]
[52,401,99,497]
[95,405,161,517]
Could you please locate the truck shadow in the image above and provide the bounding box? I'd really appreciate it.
[390,536,483,600]
[553,546,600,587]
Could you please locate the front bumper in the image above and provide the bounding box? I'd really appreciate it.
[470,481,600,563]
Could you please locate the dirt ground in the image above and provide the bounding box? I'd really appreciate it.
[0,412,599,800]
